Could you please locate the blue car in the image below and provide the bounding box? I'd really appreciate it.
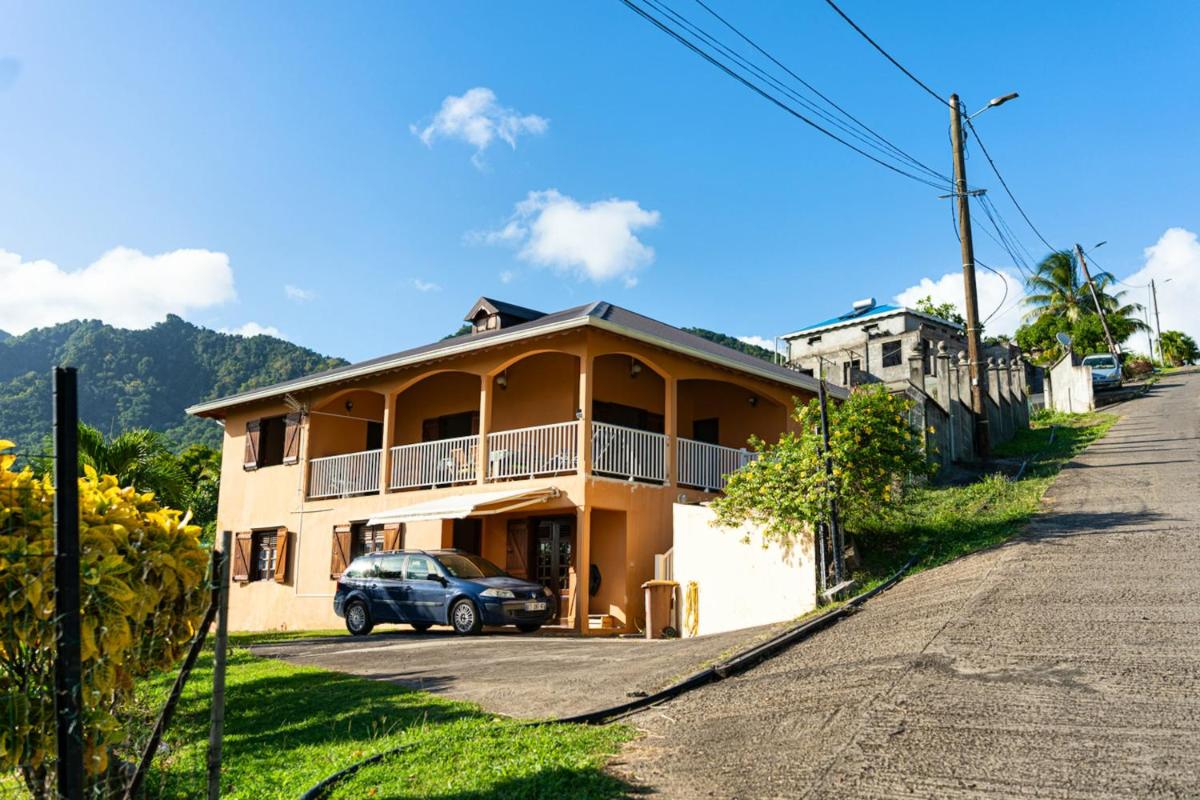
[334,549,557,636]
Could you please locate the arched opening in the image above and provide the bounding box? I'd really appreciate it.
[675,378,788,492]
[306,388,387,499]
[487,351,581,481]
[389,371,482,491]
[591,353,668,483]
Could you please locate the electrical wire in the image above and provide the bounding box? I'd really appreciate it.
[688,0,951,184]
[964,117,1057,253]
[822,0,949,107]
[617,0,954,190]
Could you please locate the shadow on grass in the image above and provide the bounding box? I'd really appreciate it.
[337,759,643,800]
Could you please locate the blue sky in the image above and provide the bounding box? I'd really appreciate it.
[1,1,1197,360]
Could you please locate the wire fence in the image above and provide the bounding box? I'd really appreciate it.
[2,368,230,800]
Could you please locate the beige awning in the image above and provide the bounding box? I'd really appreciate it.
[366,487,562,526]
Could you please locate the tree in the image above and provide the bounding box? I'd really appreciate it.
[711,384,931,547]
[913,295,965,327]
[1160,330,1200,366]
[77,423,190,511]
[178,443,221,542]
[0,441,207,797]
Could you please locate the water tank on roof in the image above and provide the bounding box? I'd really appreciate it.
[852,297,877,312]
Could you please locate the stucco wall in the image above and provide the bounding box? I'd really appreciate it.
[671,503,816,638]
[1046,353,1095,413]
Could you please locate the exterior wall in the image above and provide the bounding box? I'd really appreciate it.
[211,325,816,633]
[785,311,965,388]
[1046,353,1095,413]
[676,379,789,448]
[671,503,816,637]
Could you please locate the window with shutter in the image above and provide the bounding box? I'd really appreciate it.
[243,421,261,471]
[506,518,529,579]
[331,524,352,579]
[250,531,279,581]
[382,523,403,552]
[232,532,253,582]
[282,413,303,465]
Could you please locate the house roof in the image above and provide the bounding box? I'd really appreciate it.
[187,300,844,417]
[782,303,963,339]
[463,297,546,323]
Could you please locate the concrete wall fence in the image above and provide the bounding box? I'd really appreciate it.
[1044,352,1095,413]
[670,503,816,638]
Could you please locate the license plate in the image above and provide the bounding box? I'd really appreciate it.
[524,601,547,611]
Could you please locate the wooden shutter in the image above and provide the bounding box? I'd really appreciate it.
[232,532,253,582]
[282,413,302,465]
[243,420,261,470]
[506,518,529,579]
[274,528,291,584]
[382,523,403,552]
[330,524,352,579]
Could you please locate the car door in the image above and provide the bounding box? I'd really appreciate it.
[404,554,449,624]
[371,553,410,623]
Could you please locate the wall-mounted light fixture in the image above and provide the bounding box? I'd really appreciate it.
[630,358,643,379]
[496,370,508,390]
[344,399,354,413]
[748,395,758,407]
[575,408,584,420]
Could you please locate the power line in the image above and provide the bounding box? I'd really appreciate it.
[688,0,950,183]
[821,0,949,107]
[964,117,1057,254]
[618,0,954,190]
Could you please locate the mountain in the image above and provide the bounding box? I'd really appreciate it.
[0,316,346,452]
[682,328,778,362]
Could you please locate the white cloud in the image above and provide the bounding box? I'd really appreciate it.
[412,87,547,167]
[738,335,784,354]
[0,246,235,334]
[1121,227,1200,346]
[284,284,315,302]
[412,278,441,293]
[221,322,284,339]
[477,189,661,285]
[894,266,1026,337]
[499,270,515,284]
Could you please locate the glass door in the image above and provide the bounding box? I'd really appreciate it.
[534,518,574,620]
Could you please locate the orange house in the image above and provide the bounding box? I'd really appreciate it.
[189,298,841,634]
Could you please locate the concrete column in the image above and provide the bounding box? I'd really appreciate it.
[935,342,951,410]
[956,352,972,461]
[575,504,591,634]
[664,375,678,487]
[379,391,397,494]
[907,339,924,388]
[578,354,594,477]
[476,376,492,484]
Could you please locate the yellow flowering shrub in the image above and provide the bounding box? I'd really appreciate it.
[0,440,207,793]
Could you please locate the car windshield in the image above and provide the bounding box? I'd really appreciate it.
[1082,355,1117,368]
[436,553,507,579]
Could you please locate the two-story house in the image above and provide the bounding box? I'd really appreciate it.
[189,298,839,634]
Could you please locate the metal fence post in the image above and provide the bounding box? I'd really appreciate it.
[207,530,233,800]
[53,366,84,800]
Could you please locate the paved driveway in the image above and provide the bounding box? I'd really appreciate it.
[251,621,788,719]
[619,373,1200,798]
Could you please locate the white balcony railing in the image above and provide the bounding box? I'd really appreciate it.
[308,449,382,499]
[390,435,479,490]
[676,438,757,492]
[487,421,579,480]
[592,421,668,483]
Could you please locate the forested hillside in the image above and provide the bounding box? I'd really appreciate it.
[0,316,346,451]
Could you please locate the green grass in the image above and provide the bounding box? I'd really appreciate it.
[128,639,632,800]
[852,411,1116,591]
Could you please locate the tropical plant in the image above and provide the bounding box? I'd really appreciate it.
[1160,330,1199,366]
[77,423,191,511]
[177,443,221,543]
[913,295,966,327]
[711,384,931,547]
[0,440,207,797]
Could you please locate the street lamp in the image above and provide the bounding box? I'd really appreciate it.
[967,92,1020,120]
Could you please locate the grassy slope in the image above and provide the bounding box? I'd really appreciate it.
[853,410,1116,590]
[133,638,632,800]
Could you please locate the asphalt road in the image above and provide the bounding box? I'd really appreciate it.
[251,619,790,719]
[617,372,1200,799]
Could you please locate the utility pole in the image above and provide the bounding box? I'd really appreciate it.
[948,94,989,459]
[1075,244,1119,358]
[1150,279,1164,363]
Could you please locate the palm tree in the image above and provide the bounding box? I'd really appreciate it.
[1023,250,1148,336]
[1160,330,1200,366]
[77,423,190,509]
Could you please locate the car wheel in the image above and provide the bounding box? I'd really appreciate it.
[450,599,482,635]
[411,622,432,633]
[345,601,373,636]
[516,623,541,634]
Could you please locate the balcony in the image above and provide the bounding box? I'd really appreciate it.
[676,438,758,493]
[306,421,765,499]
[308,449,383,499]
